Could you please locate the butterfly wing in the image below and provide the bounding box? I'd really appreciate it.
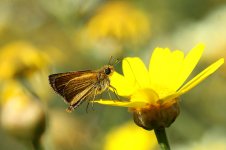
[49,70,97,104]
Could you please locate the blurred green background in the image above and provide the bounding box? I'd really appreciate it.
[0,0,226,150]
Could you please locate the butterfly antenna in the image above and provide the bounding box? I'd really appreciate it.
[108,56,122,66]
[108,56,113,65]
[113,58,121,66]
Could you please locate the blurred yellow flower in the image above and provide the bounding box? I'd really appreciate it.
[0,41,49,80]
[104,122,158,150]
[86,1,150,44]
[0,81,45,140]
[96,44,224,130]
[76,1,151,57]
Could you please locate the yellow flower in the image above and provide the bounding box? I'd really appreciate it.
[86,1,150,44]
[0,41,49,80]
[0,81,46,140]
[75,1,151,57]
[96,44,224,130]
[104,122,158,150]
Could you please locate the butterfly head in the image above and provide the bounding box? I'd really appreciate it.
[102,65,114,76]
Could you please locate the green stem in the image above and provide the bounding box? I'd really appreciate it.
[32,137,43,150]
[154,128,170,150]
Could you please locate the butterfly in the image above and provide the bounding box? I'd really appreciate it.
[48,63,117,112]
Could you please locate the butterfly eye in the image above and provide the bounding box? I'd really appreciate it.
[104,67,111,75]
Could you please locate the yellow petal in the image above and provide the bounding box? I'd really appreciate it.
[177,58,224,96]
[175,44,204,91]
[149,44,204,97]
[110,72,135,96]
[94,100,147,108]
[149,47,184,96]
[122,57,150,89]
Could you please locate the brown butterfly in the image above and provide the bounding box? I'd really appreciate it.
[48,64,117,112]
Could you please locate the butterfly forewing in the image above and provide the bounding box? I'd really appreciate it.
[49,70,97,103]
[49,72,86,96]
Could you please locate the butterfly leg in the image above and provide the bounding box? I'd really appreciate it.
[85,102,90,113]
[86,88,97,112]
[107,88,113,101]
[100,92,103,100]
[109,85,120,101]
[91,88,98,111]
